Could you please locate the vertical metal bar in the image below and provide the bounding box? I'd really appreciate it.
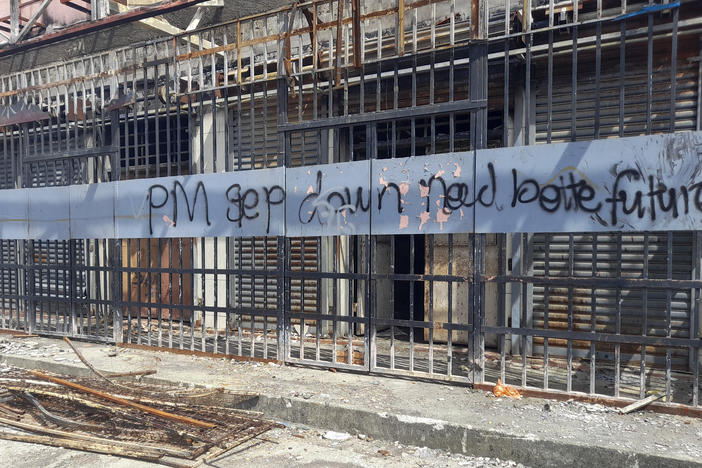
[697,36,702,132]
[428,235,435,374]
[615,234,622,397]
[669,6,678,134]
[641,232,649,399]
[409,235,415,371]
[250,236,255,357]
[520,234,527,386]
[646,10,653,135]
[594,20,601,140]
[69,238,77,336]
[503,0,511,146]
[665,231,673,403]
[224,83,231,357]
[590,234,597,394]
[332,236,338,365]
[567,234,574,393]
[544,234,550,389]
[524,0,531,146]
[447,234,453,377]
[619,20,626,138]
[178,239,184,349]
[499,233,507,384]
[571,3,578,143]
[693,232,700,407]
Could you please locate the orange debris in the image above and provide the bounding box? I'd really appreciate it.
[492,379,522,399]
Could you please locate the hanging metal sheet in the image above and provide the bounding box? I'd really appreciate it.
[475,131,702,233]
[1,132,702,239]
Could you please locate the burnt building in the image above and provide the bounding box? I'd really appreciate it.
[0,0,700,408]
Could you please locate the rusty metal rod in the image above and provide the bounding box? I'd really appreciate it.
[62,337,115,387]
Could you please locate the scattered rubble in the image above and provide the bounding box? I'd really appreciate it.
[322,430,351,441]
[0,339,278,466]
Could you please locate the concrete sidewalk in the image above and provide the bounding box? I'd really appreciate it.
[1,335,700,468]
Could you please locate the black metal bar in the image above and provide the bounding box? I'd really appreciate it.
[484,275,702,289]
[279,99,486,132]
[485,326,702,348]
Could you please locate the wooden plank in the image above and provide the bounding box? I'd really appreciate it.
[618,393,664,414]
[0,415,192,459]
[0,430,164,461]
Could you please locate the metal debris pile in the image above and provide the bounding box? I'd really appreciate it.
[0,339,279,467]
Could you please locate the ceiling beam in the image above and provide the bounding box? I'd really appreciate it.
[185,6,204,31]
[0,0,210,56]
[110,1,216,49]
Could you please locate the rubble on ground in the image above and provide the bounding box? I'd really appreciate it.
[0,338,278,467]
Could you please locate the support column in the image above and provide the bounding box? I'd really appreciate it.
[469,28,488,382]
[110,111,123,344]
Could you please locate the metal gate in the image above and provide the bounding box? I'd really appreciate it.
[0,0,700,408]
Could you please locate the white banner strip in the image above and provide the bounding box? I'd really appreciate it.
[0,132,700,239]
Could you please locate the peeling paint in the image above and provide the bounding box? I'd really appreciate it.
[436,209,450,230]
[418,211,430,231]
[399,215,409,229]
[162,215,175,227]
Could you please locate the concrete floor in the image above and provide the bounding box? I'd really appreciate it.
[0,424,524,468]
[0,335,701,467]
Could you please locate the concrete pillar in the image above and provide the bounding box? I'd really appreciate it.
[191,105,228,330]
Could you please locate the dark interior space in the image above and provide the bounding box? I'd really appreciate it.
[393,234,425,340]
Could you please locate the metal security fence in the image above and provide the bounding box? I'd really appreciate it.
[0,0,701,408]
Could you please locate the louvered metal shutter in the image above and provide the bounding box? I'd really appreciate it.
[529,49,699,368]
[534,44,698,142]
[228,93,324,321]
[287,127,323,317]
[532,233,693,367]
